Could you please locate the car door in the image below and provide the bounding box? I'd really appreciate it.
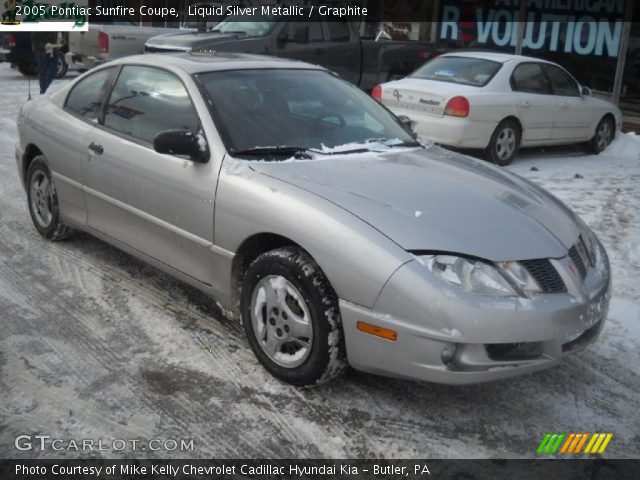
[272,21,326,66]
[53,67,117,226]
[83,65,218,285]
[541,63,593,141]
[322,22,361,85]
[509,62,557,142]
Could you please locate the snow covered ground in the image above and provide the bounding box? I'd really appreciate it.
[0,63,638,459]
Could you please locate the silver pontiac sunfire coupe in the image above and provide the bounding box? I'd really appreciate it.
[16,53,611,386]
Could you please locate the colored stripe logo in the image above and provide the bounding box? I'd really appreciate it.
[537,433,613,455]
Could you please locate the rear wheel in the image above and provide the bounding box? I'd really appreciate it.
[589,116,614,154]
[26,156,73,241]
[17,60,37,77]
[486,119,521,166]
[241,247,347,387]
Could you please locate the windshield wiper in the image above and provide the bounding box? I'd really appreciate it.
[230,146,313,159]
[362,138,422,148]
[211,29,247,35]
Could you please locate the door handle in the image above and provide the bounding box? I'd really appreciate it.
[521,101,531,108]
[560,102,569,109]
[88,142,103,154]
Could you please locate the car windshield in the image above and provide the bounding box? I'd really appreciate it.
[196,69,417,156]
[211,16,277,36]
[411,56,502,87]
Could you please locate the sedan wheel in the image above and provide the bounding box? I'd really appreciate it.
[26,155,72,241]
[487,119,521,166]
[589,116,614,154]
[241,247,347,386]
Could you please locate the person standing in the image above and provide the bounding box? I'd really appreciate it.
[31,31,59,94]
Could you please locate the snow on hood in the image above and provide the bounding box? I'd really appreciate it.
[249,146,580,262]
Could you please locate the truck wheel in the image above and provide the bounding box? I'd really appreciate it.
[241,247,347,387]
[486,119,521,166]
[17,61,37,77]
[55,51,68,79]
[26,156,73,241]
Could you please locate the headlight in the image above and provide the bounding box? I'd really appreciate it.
[576,216,603,268]
[424,255,516,296]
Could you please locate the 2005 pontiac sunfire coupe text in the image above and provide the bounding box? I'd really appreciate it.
[16,53,611,386]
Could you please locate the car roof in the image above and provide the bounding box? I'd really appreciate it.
[110,52,328,74]
[441,51,555,65]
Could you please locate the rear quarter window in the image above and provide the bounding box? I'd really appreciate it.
[65,68,115,121]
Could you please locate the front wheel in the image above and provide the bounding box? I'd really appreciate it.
[26,156,73,241]
[589,116,614,154]
[241,247,347,387]
[55,51,68,79]
[486,119,521,166]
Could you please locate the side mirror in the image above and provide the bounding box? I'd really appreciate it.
[397,115,417,137]
[153,129,208,162]
[582,86,592,96]
[292,25,309,44]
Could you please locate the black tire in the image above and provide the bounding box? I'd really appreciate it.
[588,116,614,154]
[26,155,73,241]
[486,119,521,166]
[241,247,347,387]
[55,51,68,79]
[17,61,37,77]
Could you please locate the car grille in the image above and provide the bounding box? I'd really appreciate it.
[520,259,567,293]
[569,241,589,279]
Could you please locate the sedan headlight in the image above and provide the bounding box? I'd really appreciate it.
[423,255,543,297]
[424,255,516,296]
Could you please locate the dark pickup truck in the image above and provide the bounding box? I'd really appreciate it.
[144,18,435,92]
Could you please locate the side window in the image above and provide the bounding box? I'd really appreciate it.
[510,63,551,94]
[542,64,580,97]
[327,22,351,42]
[284,22,323,43]
[103,66,199,144]
[65,68,114,120]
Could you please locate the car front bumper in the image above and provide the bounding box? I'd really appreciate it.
[340,255,611,385]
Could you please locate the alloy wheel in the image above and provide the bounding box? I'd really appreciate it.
[250,275,313,368]
[29,170,53,228]
[496,127,516,161]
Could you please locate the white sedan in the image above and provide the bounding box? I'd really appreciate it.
[373,52,622,165]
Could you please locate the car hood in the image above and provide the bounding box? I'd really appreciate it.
[146,31,255,50]
[250,146,580,261]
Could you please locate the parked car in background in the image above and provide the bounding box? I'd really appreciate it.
[16,53,610,386]
[373,52,622,165]
[144,17,436,92]
[65,17,185,71]
[3,32,68,78]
